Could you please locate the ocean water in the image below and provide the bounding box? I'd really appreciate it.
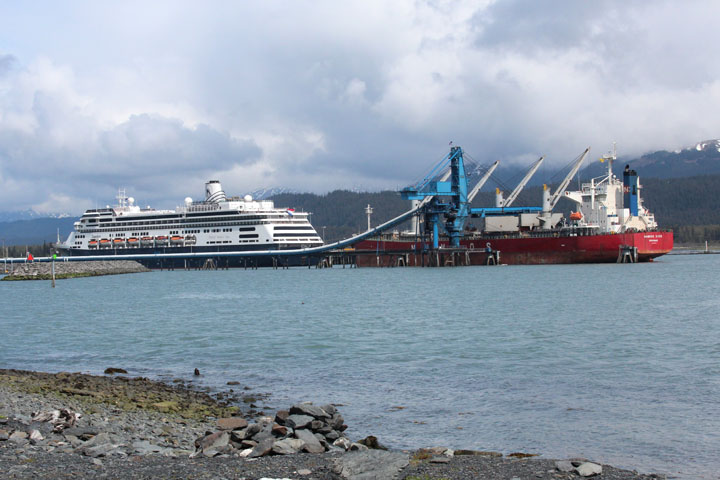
[1,254,719,479]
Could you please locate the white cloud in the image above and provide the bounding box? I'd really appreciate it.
[1,0,720,213]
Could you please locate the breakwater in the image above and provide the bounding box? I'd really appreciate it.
[1,260,149,281]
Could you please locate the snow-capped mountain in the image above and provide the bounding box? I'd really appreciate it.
[0,210,72,223]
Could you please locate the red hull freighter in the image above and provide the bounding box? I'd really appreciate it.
[352,230,673,267]
[351,144,673,266]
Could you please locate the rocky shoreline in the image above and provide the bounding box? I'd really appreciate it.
[0,369,665,479]
[1,260,150,281]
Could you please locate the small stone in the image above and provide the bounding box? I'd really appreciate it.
[9,431,29,442]
[227,381,240,385]
[576,462,603,477]
[333,437,351,450]
[63,427,100,440]
[103,367,128,375]
[453,449,502,457]
[556,460,575,472]
[92,458,103,466]
[0,429,9,441]
[349,442,369,451]
[272,424,288,437]
[29,430,44,442]
[217,417,248,431]
[298,468,312,475]
[320,404,337,416]
[238,447,253,457]
[194,368,200,376]
[430,456,450,464]
[275,410,290,425]
[357,435,387,450]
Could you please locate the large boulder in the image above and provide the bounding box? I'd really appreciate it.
[287,414,314,429]
[272,438,305,455]
[217,417,248,431]
[576,462,603,477]
[247,437,275,458]
[290,403,331,419]
[333,450,409,480]
[192,431,230,457]
[295,428,325,453]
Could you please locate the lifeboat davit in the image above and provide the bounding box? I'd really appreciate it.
[185,235,197,245]
[569,211,583,221]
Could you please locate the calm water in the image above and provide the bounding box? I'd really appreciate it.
[1,254,719,478]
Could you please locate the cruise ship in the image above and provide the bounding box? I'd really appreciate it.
[57,180,323,267]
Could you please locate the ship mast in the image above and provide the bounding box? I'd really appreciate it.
[601,142,616,181]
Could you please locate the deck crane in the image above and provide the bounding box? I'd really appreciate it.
[467,161,500,203]
[539,147,590,229]
[495,156,544,207]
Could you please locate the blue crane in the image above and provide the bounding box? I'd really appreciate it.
[400,146,542,249]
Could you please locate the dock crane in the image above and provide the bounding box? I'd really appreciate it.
[495,156,544,207]
[401,147,536,248]
[539,147,590,229]
[400,146,470,248]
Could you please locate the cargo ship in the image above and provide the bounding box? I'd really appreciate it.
[351,146,673,266]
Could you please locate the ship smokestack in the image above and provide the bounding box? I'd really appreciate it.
[205,180,226,203]
[623,165,639,216]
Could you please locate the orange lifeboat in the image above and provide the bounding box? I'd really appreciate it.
[112,238,125,247]
[569,211,583,221]
[170,235,184,245]
[99,238,111,248]
[127,237,139,247]
[88,239,99,249]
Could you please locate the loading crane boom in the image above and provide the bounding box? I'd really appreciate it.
[467,161,500,203]
[545,148,590,211]
[539,147,590,229]
[497,156,544,207]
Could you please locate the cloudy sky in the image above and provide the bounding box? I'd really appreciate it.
[1,0,719,213]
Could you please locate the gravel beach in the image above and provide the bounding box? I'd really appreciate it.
[0,369,665,479]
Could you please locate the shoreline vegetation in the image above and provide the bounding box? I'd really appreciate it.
[0,369,664,479]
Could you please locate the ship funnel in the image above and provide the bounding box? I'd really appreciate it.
[205,180,226,203]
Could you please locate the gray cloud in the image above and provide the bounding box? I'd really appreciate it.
[1,1,719,213]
